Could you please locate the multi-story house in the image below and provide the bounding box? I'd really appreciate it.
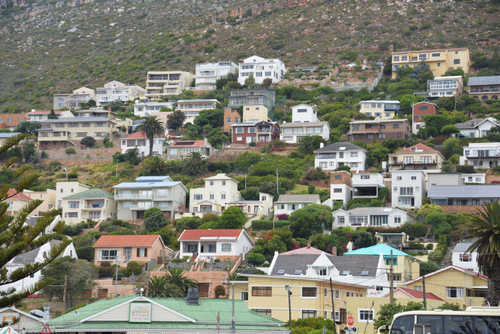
[189,173,241,214]
[454,117,500,138]
[228,89,276,111]
[313,142,367,172]
[145,71,194,99]
[231,121,280,146]
[332,207,414,229]
[27,110,74,122]
[0,113,27,130]
[164,139,214,161]
[133,101,174,117]
[226,192,274,220]
[222,108,241,133]
[280,104,330,143]
[237,55,286,85]
[467,75,500,101]
[114,176,188,220]
[37,112,120,150]
[428,185,500,207]
[359,100,400,119]
[273,194,321,217]
[348,119,410,144]
[176,99,218,124]
[329,172,385,205]
[178,229,254,261]
[55,181,91,211]
[242,105,269,123]
[53,87,95,110]
[95,81,146,106]
[121,132,166,157]
[459,142,500,169]
[388,143,445,172]
[194,61,238,90]
[452,241,480,273]
[391,170,426,208]
[391,48,470,79]
[23,188,56,216]
[5,188,35,217]
[425,76,463,99]
[411,101,438,134]
[329,171,353,205]
[61,188,115,224]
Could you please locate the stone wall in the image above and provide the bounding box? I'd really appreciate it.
[41,146,120,164]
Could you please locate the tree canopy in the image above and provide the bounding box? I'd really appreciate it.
[137,116,166,157]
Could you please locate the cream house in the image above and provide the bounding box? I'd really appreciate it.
[242,105,269,123]
[145,71,194,99]
[23,188,56,216]
[189,173,241,215]
[226,192,274,220]
[55,181,91,211]
[388,143,445,172]
[61,188,116,224]
[5,188,35,216]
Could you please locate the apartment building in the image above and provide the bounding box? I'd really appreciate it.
[391,170,426,209]
[176,99,218,124]
[359,100,400,119]
[280,104,330,143]
[454,117,500,138]
[391,48,470,79]
[133,101,174,117]
[347,119,410,144]
[145,71,193,99]
[194,61,238,90]
[95,81,146,106]
[231,121,280,146]
[313,142,367,172]
[459,142,500,169]
[388,143,445,172]
[61,188,115,224]
[228,89,276,111]
[189,174,241,214]
[411,101,438,134]
[114,176,188,220]
[237,55,286,85]
[27,110,74,121]
[468,75,500,101]
[53,87,95,110]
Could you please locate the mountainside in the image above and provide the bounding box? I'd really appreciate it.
[0,0,498,111]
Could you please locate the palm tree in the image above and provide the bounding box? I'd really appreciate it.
[165,267,198,294]
[182,152,208,176]
[147,275,184,298]
[461,202,500,306]
[137,116,165,157]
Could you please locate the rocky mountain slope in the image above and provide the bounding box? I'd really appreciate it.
[0,0,498,110]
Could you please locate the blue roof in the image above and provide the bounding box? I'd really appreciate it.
[114,181,182,189]
[345,244,415,258]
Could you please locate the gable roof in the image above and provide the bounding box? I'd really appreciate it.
[454,117,500,130]
[404,265,487,285]
[63,188,113,200]
[282,246,324,255]
[453,241,476,253]
[170,140,207,147]
[178,229,246,242]
[468,76,500,86]
[94,235,162,248]
[393,143,440,154]
[203,173,236,181]
[8,188,34,202]
[345,244,416,259]
[313,142,366,154]
[428,185,500,199]
[0,307,46,324]
[9,240,66,265]
[390,288,444,301]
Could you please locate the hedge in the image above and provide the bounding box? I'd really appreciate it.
[251,220,291,230]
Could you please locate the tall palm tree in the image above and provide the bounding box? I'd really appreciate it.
[137,116,165,157]
[182,152,208,176]
[147,275,184,298]
[165,267,198,294]
[461,202,500,306]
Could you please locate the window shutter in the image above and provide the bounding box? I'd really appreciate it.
[145,248,148,257]
[137,248,140,257]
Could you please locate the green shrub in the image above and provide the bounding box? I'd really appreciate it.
[65,148,76,155]
[56,173,67,179]
[456,165,476,173]
[251,220,291,230]
[126,261,143,276]
[67,172,78,179]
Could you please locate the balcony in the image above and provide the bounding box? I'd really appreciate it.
[115,193,153,200]
[389,159,436,166]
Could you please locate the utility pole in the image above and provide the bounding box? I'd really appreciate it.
[231,280,236,334]
[145,270,150,297]
[62,275,67,315]
[389,250,394,304]
[115,260,120,297]
[330,277,336,334]
[422,275,427,309]
[276,169,279,194]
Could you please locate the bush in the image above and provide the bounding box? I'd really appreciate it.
[76,245,94,261]
[246,252,266,266]
[81,136,96,148]
[67,172,78,179]
[251,220,291,230]
[98,263,115,278]
[126,261,143,276]
[65,148,76,155]
[214,284,226,298]
[456,165,476,173]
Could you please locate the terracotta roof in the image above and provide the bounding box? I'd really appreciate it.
[395,143,439,154]
[395,288,444,301]
[8,188,34,202]
[282,246,324,255]
[178,229,243,241]
[123,131,165,139]
[94,235,161,247]
[171,140,206,147]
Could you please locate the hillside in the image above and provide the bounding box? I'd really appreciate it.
[0,0,499,111]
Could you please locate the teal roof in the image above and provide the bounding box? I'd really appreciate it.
[32,295,286,332]
[63,188,113,200]
[345,244,416,259]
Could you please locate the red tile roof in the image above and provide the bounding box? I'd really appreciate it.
[8,188,34,202]
[94,235,161,247]
[171,140,206,147]
[396,288,444,301]
[123,132,165,139]
[178,229,243,241]
[282,246,324,255]
[395,143,439,154]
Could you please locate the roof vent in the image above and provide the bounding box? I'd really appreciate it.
[185,287,200,305]
[294,269,303,275]
[361,270,369,276]
[341,270,350,276]
[277,269,286,275]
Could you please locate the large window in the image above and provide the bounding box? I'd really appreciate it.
[99,249,119,260]
[359,309,374,322]
[446,287,464,298]
[302,287,317,298]
[252,287,272,296]
[400,187,414,196]
[193,194,203,200]
[68,201,79,209]
[302,310,317,318]
[221,243,232,252]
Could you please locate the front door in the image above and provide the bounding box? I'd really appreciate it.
[124,247,132,262]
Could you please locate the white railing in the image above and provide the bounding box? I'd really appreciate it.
[115,194,152,200]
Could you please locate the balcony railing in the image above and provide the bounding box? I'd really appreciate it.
[390,160,437,165]
[115,194,152,200]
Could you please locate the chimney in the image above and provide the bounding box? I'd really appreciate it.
[204,137,208,146]
[331,246,337,256]
[306,240,311,248]
[185,287,200,305]
[319,142,324,148]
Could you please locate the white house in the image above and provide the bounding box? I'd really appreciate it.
[189,174,241,215]
[461,173,486,184]
[452,241,480,273]
[391,170,426,209]
[195,61,238,90]
[273,194,321,217]
[359,100,400,119]
[176,99,218,124]
[279,104,330,143]
[226,192,274,220]
[95,81,146,106]
[0,240,77,296]
[27,110,75,121]
[291,104,319,122]
[459,142,500,169]
[332,207,414,229]
[314,142,367,172]
[121,132,167,156]
[61,188,116,224]
[238,55,286,85]
[330,183,352,205]
[0,307,47,329]
[133,101,174,117]
[178,229,254,260]
[454,117,500,138]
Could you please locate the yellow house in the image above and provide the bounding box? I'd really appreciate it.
[402,265,487,309]
[391,48,470,79]
[243,105,269,123]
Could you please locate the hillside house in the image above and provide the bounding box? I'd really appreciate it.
[273,194,321,217]
[411,101,438,134]
[454,117,500,138]
[27,110,74,121]
[195,61,237,90]
[314,142,367,172]
[468,75,500,101]
[133,101,174,117]
[459,142,500,169]
[237,56,286,85]
[61,188,115,224]
[388,143,445,172]
[121,132,166,157]
[228,88,276,111]
[280,104,330,143]
[332,207,414,229]
[189,174,241,215]
[226,192,274,220]
[428,185,500,207]
[452,241,480,273]
[391,170,426,209]
[53,87,95,110]
[231,121,280,146]
[359,100,400,119]
[348,119,410,144]
[95,81,145,106]
[164,139,214,161]
[145,71,193,99]
[176,99,218,124]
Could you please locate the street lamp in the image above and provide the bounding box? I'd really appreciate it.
[285,284,292,332]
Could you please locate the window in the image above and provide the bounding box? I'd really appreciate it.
[350,152,358,157]
[454,59,460,64]
[137,248,147,257]
[67,212,78,218]
[359,309,374,322]
[460,253,472,262]
[209,193,214,200]
[411,176,416,180]
[193,194,203,200]
[222,181,226,186]
[400,187,413,196]
[99,249,119,260]
[252,287,272,296]
[333,188,342,193]
[393,124,399,128]
[302,310,317,319]
[446,287,464,298]
[221,243,232,252]
[235,127,244,134]
[337,216,345,225]
[241,291,248,301]
[226,117,232,123]
[396,176,402,181]
[252,309,271,316]
[352,124,360,130]
[221,192,226,200]
[68,201,79,209]
[302,287,317,298]
[393,56,400,61]
[394,216,402,224]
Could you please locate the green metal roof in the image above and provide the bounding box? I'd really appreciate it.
[62,188,114,200]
